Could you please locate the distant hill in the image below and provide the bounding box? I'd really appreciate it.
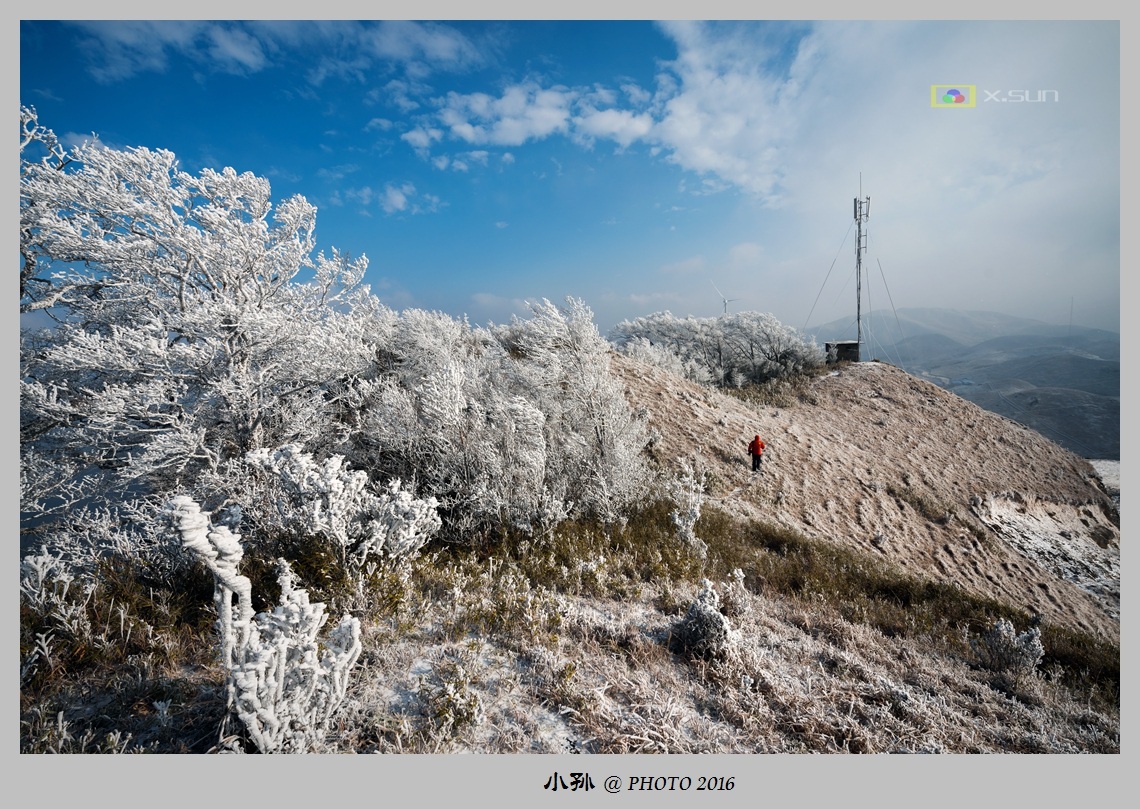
[806,308,1119,459]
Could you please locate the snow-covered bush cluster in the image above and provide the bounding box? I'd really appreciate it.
[244,444,441,575]
[667,457,708,560]
[20,106,651,748]
[611,310,825,388]
[674,579,739,661]
[971,618,1045,677]
[419,654,485,738]
[344,297,649,533]
[21,104,648,551]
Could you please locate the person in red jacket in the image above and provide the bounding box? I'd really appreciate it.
[748,434,766,472]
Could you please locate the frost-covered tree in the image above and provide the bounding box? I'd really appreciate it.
[618,336,714,385]
[492,298,650,523]
[610,310,824,387]
[20,106,374,538]
[719,311,826,380]
[21,105,650,562]
[339,298,649,537]
[337,308,552,536]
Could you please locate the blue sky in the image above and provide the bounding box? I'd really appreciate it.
[20,18,1121,337]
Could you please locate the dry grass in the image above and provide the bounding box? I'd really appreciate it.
[21,497,1119,753]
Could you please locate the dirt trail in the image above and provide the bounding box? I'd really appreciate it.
[613,355,1120,641]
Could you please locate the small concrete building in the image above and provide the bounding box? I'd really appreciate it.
[825,340,860,363]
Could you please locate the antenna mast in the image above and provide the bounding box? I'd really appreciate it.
[854,175,870,360]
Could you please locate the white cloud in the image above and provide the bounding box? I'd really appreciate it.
[574,107,654,148]
[439,82,575,146]
[381,183,414,214]
[317,164,359,181]
[621,82,651,105]
[382,79,423,113]
[401,126,443,155]
[345,187,374,206]
[205,25,268,73]
[69,20,295,82]
[379,183,444,216]
[70,21,206,82]
[649,21,801,200]
[363,21,482,71]
[67,20,484,86]
[582,84,618,106]
[416,193,444,214]
[266,167,302,183]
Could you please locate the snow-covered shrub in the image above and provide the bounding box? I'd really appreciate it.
[345,311,551,537]
[674,579,738,661]
[244,444,441,577]
[718,568,752,619]
[19,551,94,687]
[491,298,650,523]
[232,562,362,753]
[667,458,708,560]
[19,540,174,692]
[348,298,647,538]
[20,705,145,754]
[419,654,484,738]
[20,551,91,639]
[167,496,361,753]
[167,497,253,688]
[971,618,1044,676]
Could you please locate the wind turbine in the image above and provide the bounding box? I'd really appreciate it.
[711,281,740,315]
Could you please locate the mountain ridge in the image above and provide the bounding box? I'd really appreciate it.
[803,308,1119,459]
[612,353,1119,641]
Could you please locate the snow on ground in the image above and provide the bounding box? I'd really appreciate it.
[1089,459,1119,498]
